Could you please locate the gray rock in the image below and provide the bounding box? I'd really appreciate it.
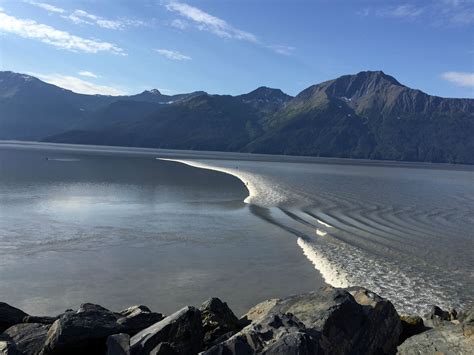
[107,333,130,355]
[202,312,319,355]
[42,303,122,355]
[151,342,178,355]
[199,298,241,348]
[0,303,28,332]
[130,306,203,355]
[117,306,164,336]
[21,317,57,326]
[427,305,458,327]
[399,315,427,344]
[2,323,50,355]
[397,321,474,354]
[0,335,19,355]
[241,286,401,355]
[458,304,474,338]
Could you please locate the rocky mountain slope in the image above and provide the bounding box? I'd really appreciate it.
[1,70,473,164]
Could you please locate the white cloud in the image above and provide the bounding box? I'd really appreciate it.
[165,1,258,43]
[31,72,127,95]
[171,18,188,30]
[27,1,65,14]
[441,72,474,87]
[268,45,295,56]
[155,48,191,61]
[0,9,125,54]
[78,71,98,78]
[377,5,425,18]
[66,9,123,30]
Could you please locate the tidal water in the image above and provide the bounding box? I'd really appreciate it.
[0,142,473,316]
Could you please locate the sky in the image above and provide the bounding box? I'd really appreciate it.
[0,0,473,98]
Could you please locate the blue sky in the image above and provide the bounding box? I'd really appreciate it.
[0,0,473,98]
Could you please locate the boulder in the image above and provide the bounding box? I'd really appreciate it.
[399,315,427,344]
[42,303,123,355]
[117,306,164,336]
[199,298,241,348]
[22,316,57,325]
[107,333,130,355]
[152,342,178,355]
[0,335,19,355]
[0,303,28,332]
[2,323,50,355]
[397,321,474,354]
[202,312,319,354]
[130,306,203,355]
[457,304,473,338]
[241,286,401,355]
[427,305,457,327]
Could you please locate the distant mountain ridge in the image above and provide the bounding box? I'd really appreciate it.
[1,70,473,164]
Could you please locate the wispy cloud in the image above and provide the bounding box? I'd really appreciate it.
[26,1,65,14]
[441,72,474,87]
[0,9,125,54]
[31,72,127,95]
[170,18,188,30]
[155,48,191,61]
[78,71,99,78]
[65,9,146,30]
[165,1,258,43]
[359,1,474,26]
[268,45,295,56]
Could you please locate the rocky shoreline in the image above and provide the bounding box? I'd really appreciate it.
[1,286,472,355]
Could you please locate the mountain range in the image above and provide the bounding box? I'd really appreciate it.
[1,70,473,164]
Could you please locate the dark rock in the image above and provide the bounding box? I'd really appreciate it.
[107,333,130,355]
[398,315,427,344]
[2,323,50,355]
[203,313,319,354]
[22,316,57,325]
[199,298,241,348]
[130,306,203,355]
[0,334,19,355]
[42,303,122,355]
[241,286,401,355]
[427,305,458,327]
[0,303,28,332]
[397,321,473,354]
[152,342,177,355]
[458,305,474,338]
[117,305,163,336]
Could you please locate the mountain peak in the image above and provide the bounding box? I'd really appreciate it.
[141,89,162,96]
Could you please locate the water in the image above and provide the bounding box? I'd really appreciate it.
[0,142,473,316]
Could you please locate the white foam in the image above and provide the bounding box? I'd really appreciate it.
[157,158,287,207]
[297,237,350,288]
[316,218,333,228]
[316,229,327,237]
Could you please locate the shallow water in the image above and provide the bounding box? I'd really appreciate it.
[1,142,473,316]
[0,143,321,315]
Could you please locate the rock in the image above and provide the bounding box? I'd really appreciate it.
[397,321,474,354]
[199,298,241,348]
[427,305,458,326]
[241,286,401,355]
[117,305,164,336]
[458,304,474,338]
[130,306,203,355]
[22,316,57,325]
[2,323,50,355]
[0,303,28,332]
[241,299,279,325]
[107,333,130,355]
[202,312,319,354]
[42,303,123,355]
[0,336,19,355]
[152,342,178,355]
[399,315,427,344]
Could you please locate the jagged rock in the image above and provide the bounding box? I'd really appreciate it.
[0,303,28,332]
[42,303,123,355]
[458,305,474,338]
[202,313,319,354]
[0,336,19,355]
[199,298,241,348]
[427,305,457,326]
[153,342,178,355]
[130,306,203,355]
[2,323,50,355]
[241,299,279,325]
[21,316,57,325]
[399,315,427,344]
[117,305,164,336]
[241,286,401,355]
[397,321,474,354]
[107,333,130,355]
